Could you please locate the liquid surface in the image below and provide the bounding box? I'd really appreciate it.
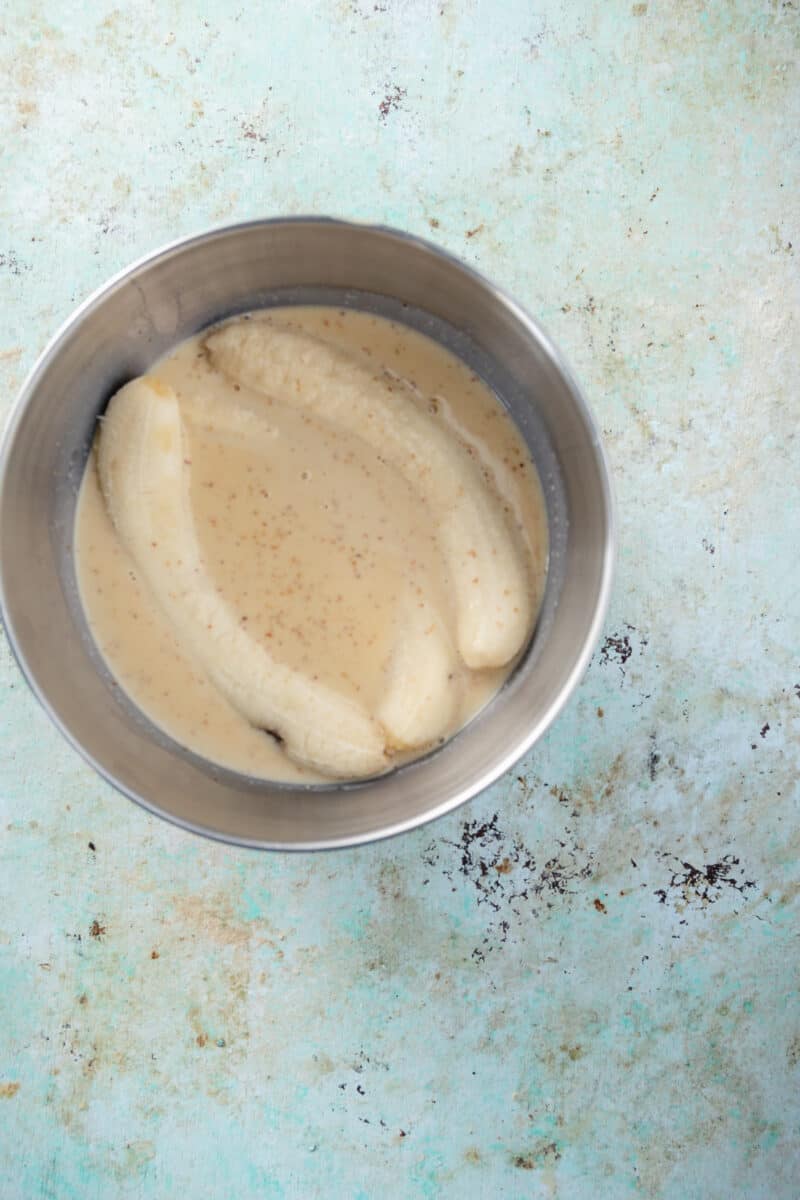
[75,307,548,782]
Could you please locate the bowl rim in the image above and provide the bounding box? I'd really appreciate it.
[0,216,615,851]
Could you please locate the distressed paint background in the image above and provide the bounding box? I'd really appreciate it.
[1,1,798,1196]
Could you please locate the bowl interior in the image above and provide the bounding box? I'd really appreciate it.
[0,220,612,848]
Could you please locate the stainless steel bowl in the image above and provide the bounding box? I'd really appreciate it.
[0,219,613,849]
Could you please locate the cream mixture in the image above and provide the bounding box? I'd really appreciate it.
[75,307,548,782]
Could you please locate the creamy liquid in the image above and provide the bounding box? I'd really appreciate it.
[75,307,548,782]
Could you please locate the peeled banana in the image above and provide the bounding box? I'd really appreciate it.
[204,319,532,669]
[97,376,389,778]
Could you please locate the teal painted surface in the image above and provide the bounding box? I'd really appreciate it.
[1,1,798,1196]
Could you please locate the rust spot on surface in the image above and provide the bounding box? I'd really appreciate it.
[89,920,106,939]
[241,121,267,144]
[654,854,757,908]
[648,733,661,781]
[594,897,607,913]
[150,949,159,959]
[0,1083,20,1099]
[600,632,632,669]
[378,85,406,121]
[513,1142,561,1169]
[465,223,484,239]
[196,1033,208,1048]
[787,1036,800,1067]
[0,251,31,276]
[433,811,594,961]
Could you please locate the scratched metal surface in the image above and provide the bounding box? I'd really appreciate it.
[1,2,798,1196]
